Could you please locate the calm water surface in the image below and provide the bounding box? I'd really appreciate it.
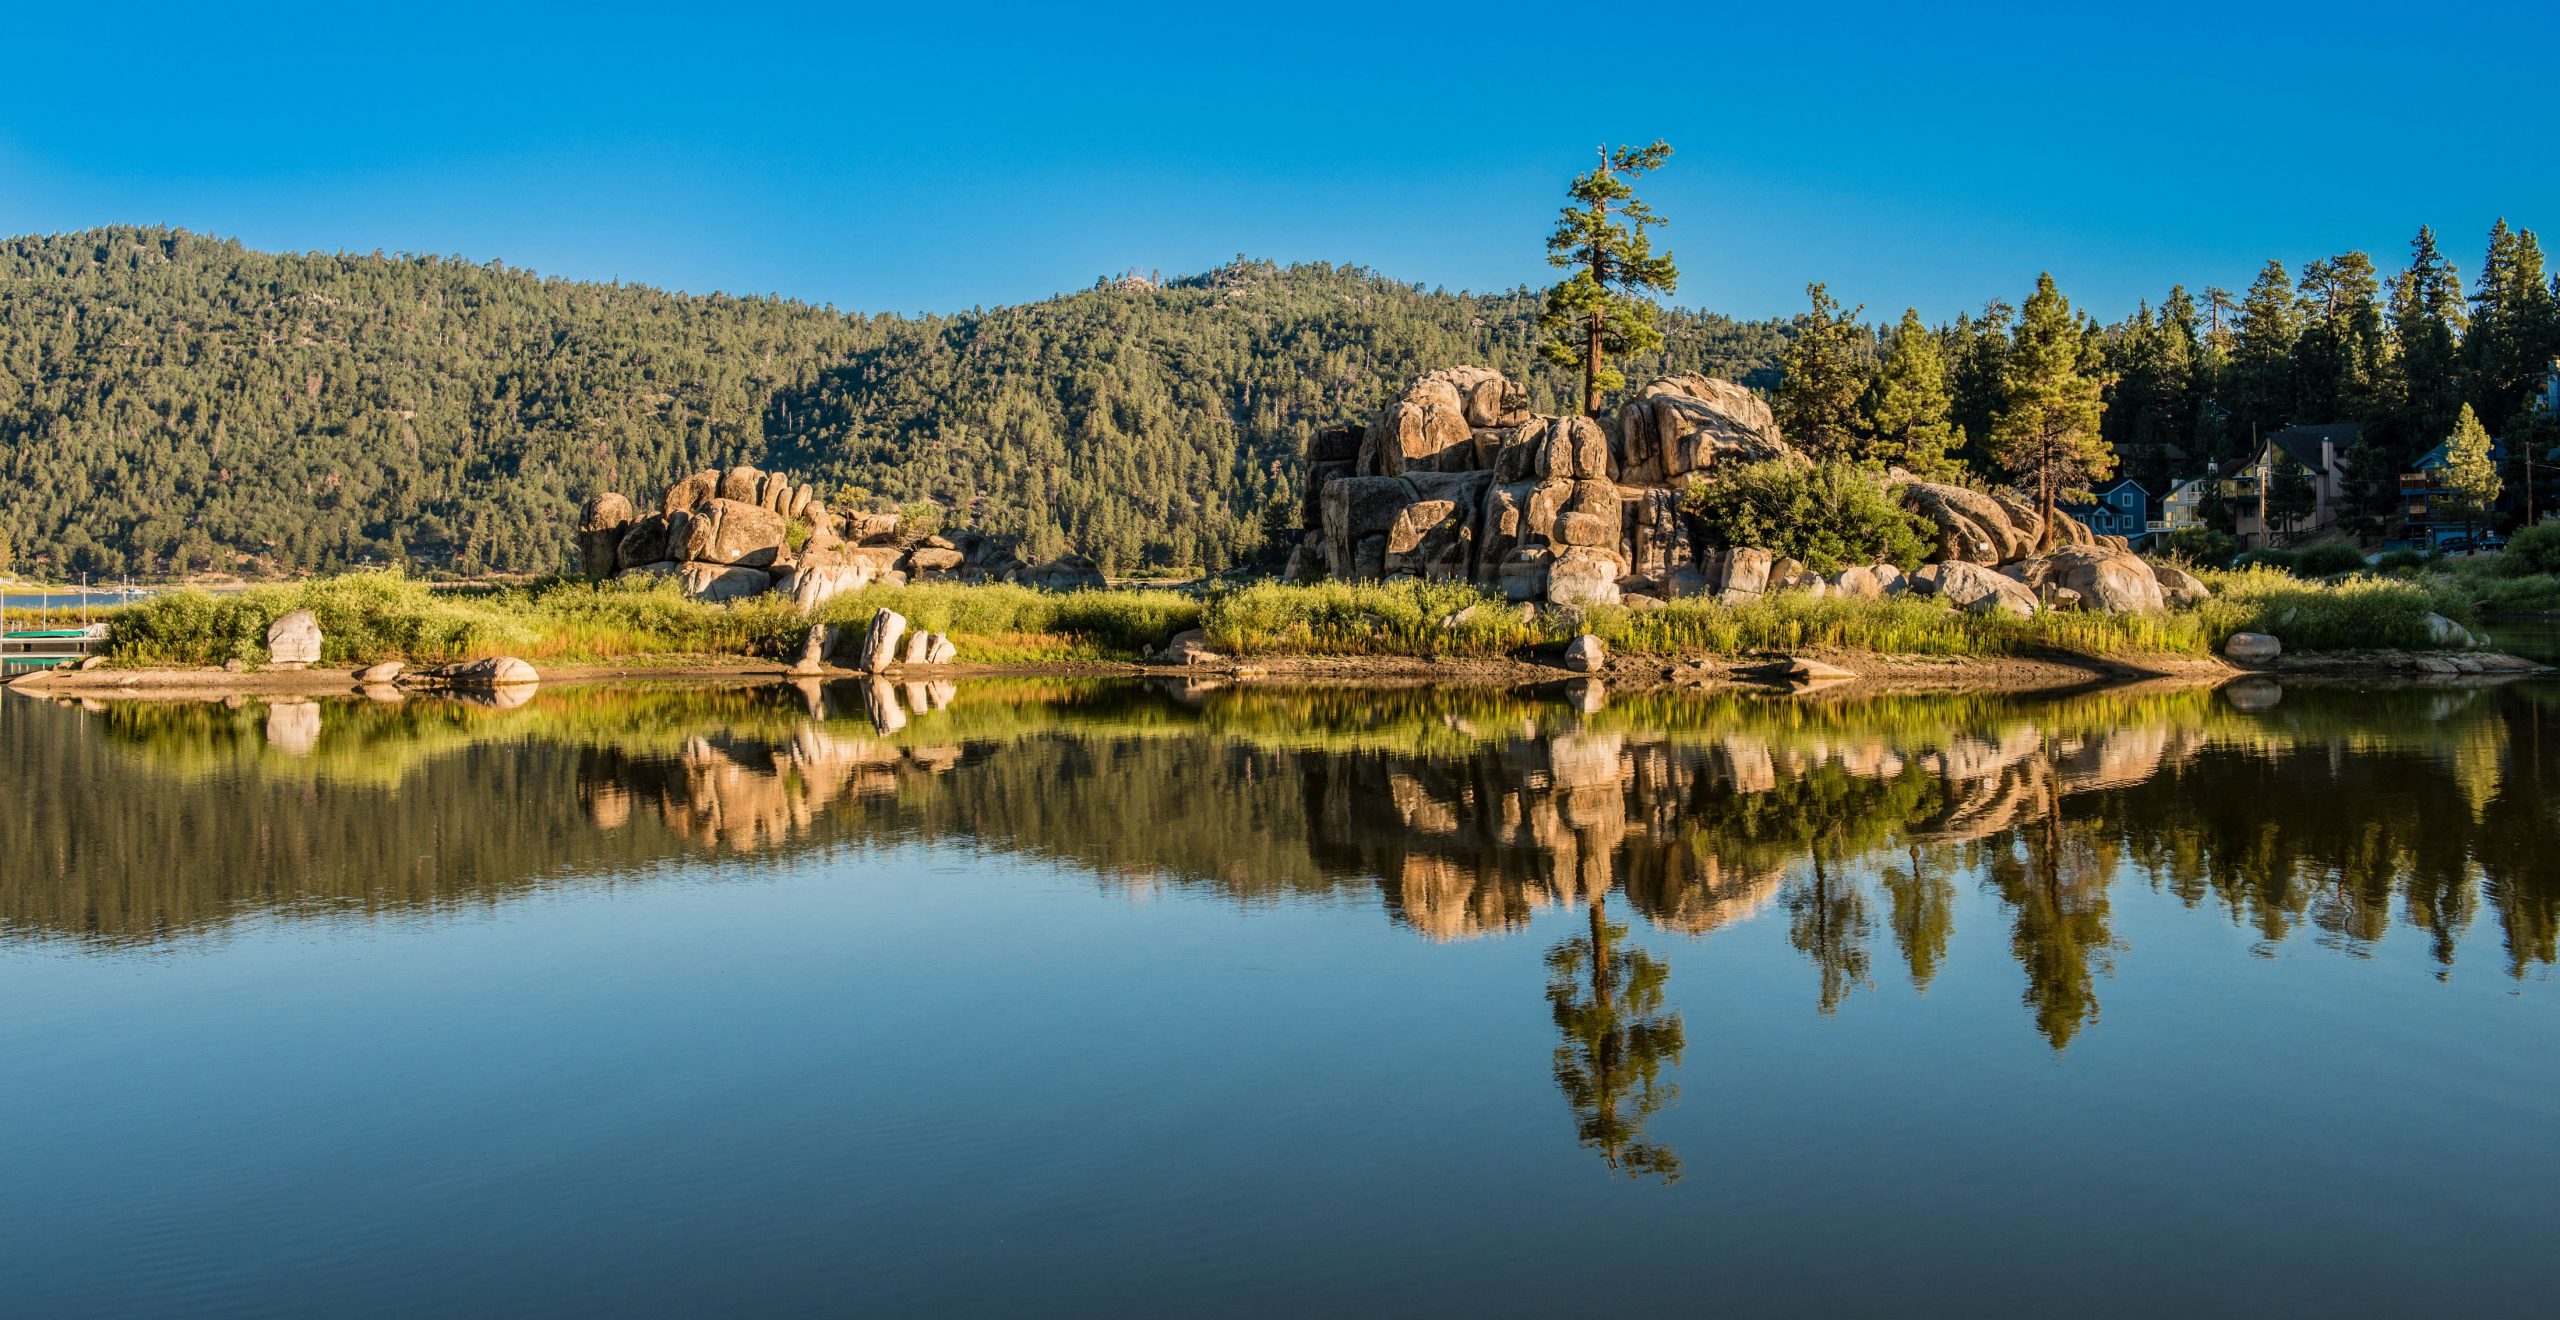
[3,674,2556,1316]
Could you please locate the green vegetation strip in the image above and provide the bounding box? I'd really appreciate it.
[85,564,2483,670]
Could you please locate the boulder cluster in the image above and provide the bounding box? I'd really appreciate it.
[1284,368,1778,607]
[1283,366,2210,617]
[577,463,1107,614]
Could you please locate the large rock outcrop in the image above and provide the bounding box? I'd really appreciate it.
[575,463,1108,605]
[1895,477,2114,564]
[2001,546,2167,614]
[1613,374,1787,484]
[1293,369,1798,607]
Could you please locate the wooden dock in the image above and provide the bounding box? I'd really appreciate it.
[2,626,108,671]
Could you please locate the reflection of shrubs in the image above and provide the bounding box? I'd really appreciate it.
[1681,460,1932,574]
[2163,526,2239,569]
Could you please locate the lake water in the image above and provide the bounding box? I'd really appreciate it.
[4,674,2556,1316]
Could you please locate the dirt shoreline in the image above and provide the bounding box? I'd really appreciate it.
[9,645,2544,703]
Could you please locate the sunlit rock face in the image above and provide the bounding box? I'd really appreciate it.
[1294,368,1791,607]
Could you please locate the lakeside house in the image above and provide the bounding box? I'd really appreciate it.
[2058,476,2154,544]
[2160,477,2209,535]
[2218,422,2359,547]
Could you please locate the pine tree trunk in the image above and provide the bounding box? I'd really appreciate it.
[1584,310,1604,417]
[2037,437,2057,553]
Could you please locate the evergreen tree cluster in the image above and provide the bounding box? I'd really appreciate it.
[0,227,1785,579]
[2095,222,2559,529]
[1762,219,2560,538]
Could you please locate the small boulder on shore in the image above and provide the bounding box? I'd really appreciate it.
[2224,632,2282,664]
[1782,656,1858,684]
[266,610,322,669]
[1563,634,1606,673]
[2423,612,2481,649]
[858,609,908,673]
[400,656,540,688]
[1912,561,2039,619]
[1162,629,1222,666]
[791,624,833,675]
[354,660,405,684]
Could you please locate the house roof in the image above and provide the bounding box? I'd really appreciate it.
[2265,422,2363,471]
[2410,436,2510,471]
[2091,475,2147,498]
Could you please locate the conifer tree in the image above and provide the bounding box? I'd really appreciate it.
[1949,299,2014,466]
[1865,307,1961,477]
[1539,142,1679,416]
[2100,294,2200,491]
[1990,274,2112,550]
[2441,402,2503,543]
[2294,252,2386,421]
[2390,226,2469,458]
[2230,259,2300,437]
[1776,282,1873,461]
[2193,285,2239,462]
[2466,219,2559,430]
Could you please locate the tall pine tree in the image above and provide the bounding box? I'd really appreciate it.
[2466,219,2559,431]
[1539,142,1679,417]
[1949,299,2014,470]
[1776,282,1873,461]
[2294,251,2386,422]
[1991,274,2113,550]
[2229,259,2300,440]
[1865,308,1962,477]
[2389,226,2469,463]
[2441,402,2503,542]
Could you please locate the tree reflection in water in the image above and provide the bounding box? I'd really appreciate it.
[12,674,2560,1173]
[1545,894,1685,1182]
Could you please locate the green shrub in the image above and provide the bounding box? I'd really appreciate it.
[1682,460,1933,574]
[2504,519,2560,574]
[2291,541,2369,577]
[898,501,946,540]
[2238,540,2365,578]
[2197,566,2472,650]
[2163,526,2240,569]
[2370,549,2430,572]
[109,571,534,665]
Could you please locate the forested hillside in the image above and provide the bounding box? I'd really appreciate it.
[0,227,1788,577]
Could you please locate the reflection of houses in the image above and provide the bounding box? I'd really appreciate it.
[2220,422,2358,547]
[2058,476,2154,545]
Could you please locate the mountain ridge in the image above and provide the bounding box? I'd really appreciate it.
[0,226,1789,577]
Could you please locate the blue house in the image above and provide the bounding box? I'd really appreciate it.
[2400,433,2540,541]
[2059,476,2152,541]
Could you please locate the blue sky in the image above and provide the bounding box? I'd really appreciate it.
[5,1,2555,323]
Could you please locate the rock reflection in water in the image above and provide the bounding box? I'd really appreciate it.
[12,678,2560,1090]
